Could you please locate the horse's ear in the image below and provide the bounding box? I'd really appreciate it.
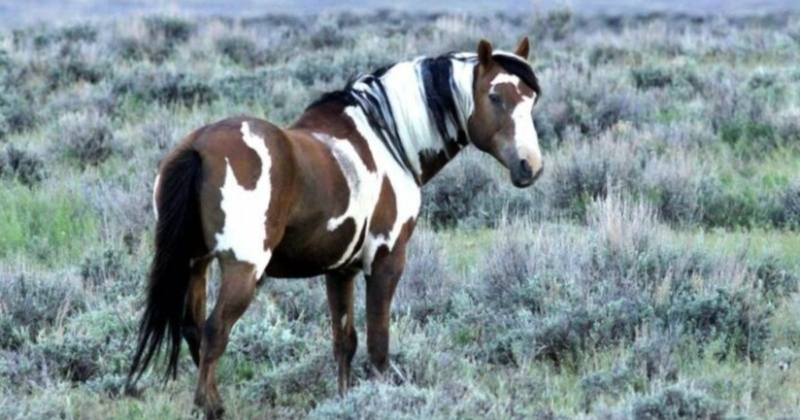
[477,39,493,69]
[515,36,530,59]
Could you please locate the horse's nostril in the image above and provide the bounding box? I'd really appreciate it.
[520,159,533,177]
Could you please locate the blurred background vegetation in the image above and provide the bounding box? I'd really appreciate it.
[0,5,798,420]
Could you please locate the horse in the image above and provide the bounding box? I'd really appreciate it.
[127,37,543,419]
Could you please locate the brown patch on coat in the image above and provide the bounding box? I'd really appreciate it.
[368,176,397,238]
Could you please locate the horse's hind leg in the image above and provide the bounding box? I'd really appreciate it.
[195,257,258,420]
[326,272,357,396]
[183,258,210,367]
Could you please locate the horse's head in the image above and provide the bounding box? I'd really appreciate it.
[468,37,543,188]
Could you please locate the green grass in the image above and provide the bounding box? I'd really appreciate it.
[0,181,97,263]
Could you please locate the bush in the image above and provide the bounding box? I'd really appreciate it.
[18,307,138,386]
[698,177,776,229]
[665,288,771,361]
[642,154,702,225]
[0,272,86,349]
[212,70,273,104]
[631,387,726,420]
[216,36,265,66]
[143,16,195,46]
[308,382,428,420]
[53,111,116,168]
[0,145,46,186]
[631,65,675,90]
[422,151,498,229]
[545,134,644,219]
[393,227,454,322]
[0,89,38,139]
[113,71,218,106]
[247,350,336,410]
[772,180,800,229]
[45,56,105,89]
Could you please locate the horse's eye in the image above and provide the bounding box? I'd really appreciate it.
[489,93,503,107]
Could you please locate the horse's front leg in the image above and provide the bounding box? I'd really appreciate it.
[365,242,408,377]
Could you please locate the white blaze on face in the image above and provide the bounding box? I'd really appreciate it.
[214,122,273,278]
[490,73,542,172]
[344,106,422,275]
[315,132,382,269]
[511,94,541,171]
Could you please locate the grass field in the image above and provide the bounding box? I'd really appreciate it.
[0,8,799,420]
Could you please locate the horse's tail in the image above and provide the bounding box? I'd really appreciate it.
[127,147,205,386]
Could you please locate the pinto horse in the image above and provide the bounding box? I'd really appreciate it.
[128,38,543,418]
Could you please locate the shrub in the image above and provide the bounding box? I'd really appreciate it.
[229,298,307,366]
[138,115,177,152]
[113,37,174,62]
[262,277,328,323]
[212,70,273,105]
[248,350,336,410]
[772,180,800,229]
[422,151,498,229]
[589,44,633,66]
[664,288,771,361]
[59,25,98,44]
[749,255,798,303]
[0,272,86,349]
[393,227,454,322]
[216,36,263,66]
[46,59,104,89]
[642,153,702,225]
[143,16,195,46]
[581,365,637,410]
[631,65,675,90]
[545,134,644,219]
[308,382,428,420]
[309,18,349,50]
[53,110,116,168]
[0,89,38,138]
[20,307,138,386]
[631,386,726,420]
[0,145,45,186]
[698,177,775,229]
[79,248,128,290]
[113,71,218,106]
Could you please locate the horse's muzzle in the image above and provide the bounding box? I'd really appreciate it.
[511,159,543,188]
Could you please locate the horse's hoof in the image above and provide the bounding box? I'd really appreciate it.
[194,393,205,408]
[205,404,225,420]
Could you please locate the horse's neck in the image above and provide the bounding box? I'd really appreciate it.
[294,55,476,186]
[373,56,476,185]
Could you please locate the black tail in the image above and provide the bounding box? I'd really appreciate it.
[128,147,205,386]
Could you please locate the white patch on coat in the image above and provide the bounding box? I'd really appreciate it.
[490,73,521,94]
[214,121,273,278]
[152,174,161,219]
[344,106,422,276]
[314,132,382,269]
